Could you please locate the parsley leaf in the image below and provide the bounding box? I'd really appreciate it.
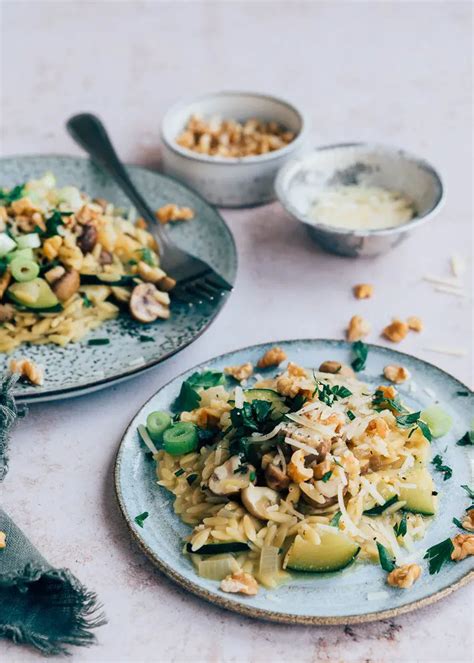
[330,511,342,527]
[351,340,368,372]
[87,338,110,346]
[452,517,469,531]
[285,393,306,412]
[376,542,395,572]
[431,454,452,481]
[0,183,25,204]
[139,247,156,266]
[81,294,93,308]
[372,389,406,414]
[176,381,201,411]
[424,538,454,574]
[186,473,198,485]
[456,391,470,396]
[394,512,408,538]
[417,420,433,442]
[394,410,432,441]
[315,382,352,406]
[457,431,474,446]
[347,410,356,421]
[461,485,474,500]
[321,471,333,483]
[364,495,398,515]
[39,209,70,237]
[175,370,224,412]
[134,511,149,528]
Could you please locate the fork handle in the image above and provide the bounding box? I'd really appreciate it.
[66,113,169,251]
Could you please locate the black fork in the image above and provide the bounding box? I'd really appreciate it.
[66,113,233,304]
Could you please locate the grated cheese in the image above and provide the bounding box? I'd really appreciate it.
[434,286,468,298]
[424,346,467,357]
[360,476,386,505]
[284,436,319,456]
[450,254,465,278]
[234,386,244,409]
[337,484,360,536]
[250,422,284,442]
[422,274,462,288]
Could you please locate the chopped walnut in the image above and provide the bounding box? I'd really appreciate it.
[319,360,354,378]
[275,374,302,398]
[377,384,398,400]
[346,315,371,341]
[10,358,44,386]
[220,571,258,596]
[382,319,409,343]
[42,235,63,260]
[353,283,373,299]
[257,346,287,369]
[461,510,474,532]
[407,316,423,332]
[451,534,474,561]
[0,531,5,549]
[367,418,389,438]
[383,364,411,384]
[224,362,253,382]
[386,563,421,589]
[156,204,194,224]
[287,362,307,378]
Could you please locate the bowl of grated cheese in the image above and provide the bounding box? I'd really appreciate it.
[275,143,444,257]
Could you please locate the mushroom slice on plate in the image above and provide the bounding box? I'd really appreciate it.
[130,283,170,323]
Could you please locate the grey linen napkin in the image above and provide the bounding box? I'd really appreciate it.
[0,375,106,655]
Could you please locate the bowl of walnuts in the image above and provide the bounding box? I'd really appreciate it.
[160,91,307,207]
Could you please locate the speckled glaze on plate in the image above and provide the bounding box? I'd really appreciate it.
[115,339,473,625]
[0,155,237,402]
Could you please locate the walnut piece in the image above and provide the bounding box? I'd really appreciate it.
[461,510,474,532]
[383,364,411,384]
[407,316,423,332]
[319,360,354,378]
[0,531,5,548]
[367,417,389,438]
[224,362,253,382]
[382,319,409,343]
[377,384,398,400]
[257,346,287,369]
[287,362,307,377]
[451,534,474,561]
[156,204,194,224]
[10,358,44,386]
[353,283,374,299]
[386,563,421,589]
[220,571,258,596]
[346,315,371,341]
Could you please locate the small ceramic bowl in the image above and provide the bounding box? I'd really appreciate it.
[275,143,444,257]
[160,91,307,207]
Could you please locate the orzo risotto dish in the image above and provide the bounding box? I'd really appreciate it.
[138,349,472,596]
[0,173,176,352]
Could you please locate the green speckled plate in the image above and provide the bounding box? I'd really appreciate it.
[115,339,473,625]
[0,156,236,402]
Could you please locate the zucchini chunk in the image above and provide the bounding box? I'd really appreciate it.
[8,278,61,311]
[243,389,289,418]
[399,468,437,516]
[284,527,360,573]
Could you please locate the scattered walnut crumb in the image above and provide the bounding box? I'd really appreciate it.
[135,217,148,229]
[287,362,307,378]
[224,362,253,382]
[451,534,474,561]
[377,384,398,400]
[176,114,295,158]
[367,417,389,438]
[10,358,44,386]
[407,316,423,332]
[353,283,373,299]
[386,563,421,589]
[383,364,411,384]
[319,360,354,378]
[156,204,194,224]
[257,346,287,369]
[382,319,409,343]
[346,315,371,342]
[461,511,474,532]
[220,571,258,596]
[0,531,5,549]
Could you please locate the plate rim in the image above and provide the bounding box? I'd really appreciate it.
[0,153,238,402]
[114,338,473,625]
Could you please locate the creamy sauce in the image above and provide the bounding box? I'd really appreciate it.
[309,185,415,230]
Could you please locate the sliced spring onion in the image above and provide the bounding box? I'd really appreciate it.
[0,233,16,257]
[16,233,41,250]
[162,422,198,456]
[146,410,172,444]
[10,257,40,282]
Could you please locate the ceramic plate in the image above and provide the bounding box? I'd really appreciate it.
[0,156,237,402]
[115,339,473,625]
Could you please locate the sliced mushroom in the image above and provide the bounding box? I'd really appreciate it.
[241,485,279,520]
[99,249,113,265]
[208,455,256,496]
[51,269,80,301]
[0,303,15,322]
[319,360,354,379]
[129,283,170,323]
[77,223,98,254]
[265,463,290,491]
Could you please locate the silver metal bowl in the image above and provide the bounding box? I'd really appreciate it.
[275,143,444,257]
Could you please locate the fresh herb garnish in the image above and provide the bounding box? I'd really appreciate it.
[394,410,432,442]
[186,473,198,485]
[228,399,279,461]
[87,338,110,346]
[424,538,454,574]
[134,511,149,528]
[372,389,405,414]
[364,495,398,515]
[347,410,356,421]
[457,431,474,446]
[417,420,432,442]
[351,340,368,372]
[139,334,154,343]
[249,470,256,482]
[196,426,216,447]
[431,454,452,481]
[452,517,469,531]
[39,209,72,237]
[315,382,352,406]
[456,391,470,396]
[460,485,474,500]
[394,512,408,538]
[330,511,342,527]
[321,471,333,483]
[234,463,249,475]
[0,183,25,204]
[285,393,306,412]
[139,247,156,266]
[376,542,395,572]
[174,468,185,477]
[81,294,93,308]
[175,370,224,411]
